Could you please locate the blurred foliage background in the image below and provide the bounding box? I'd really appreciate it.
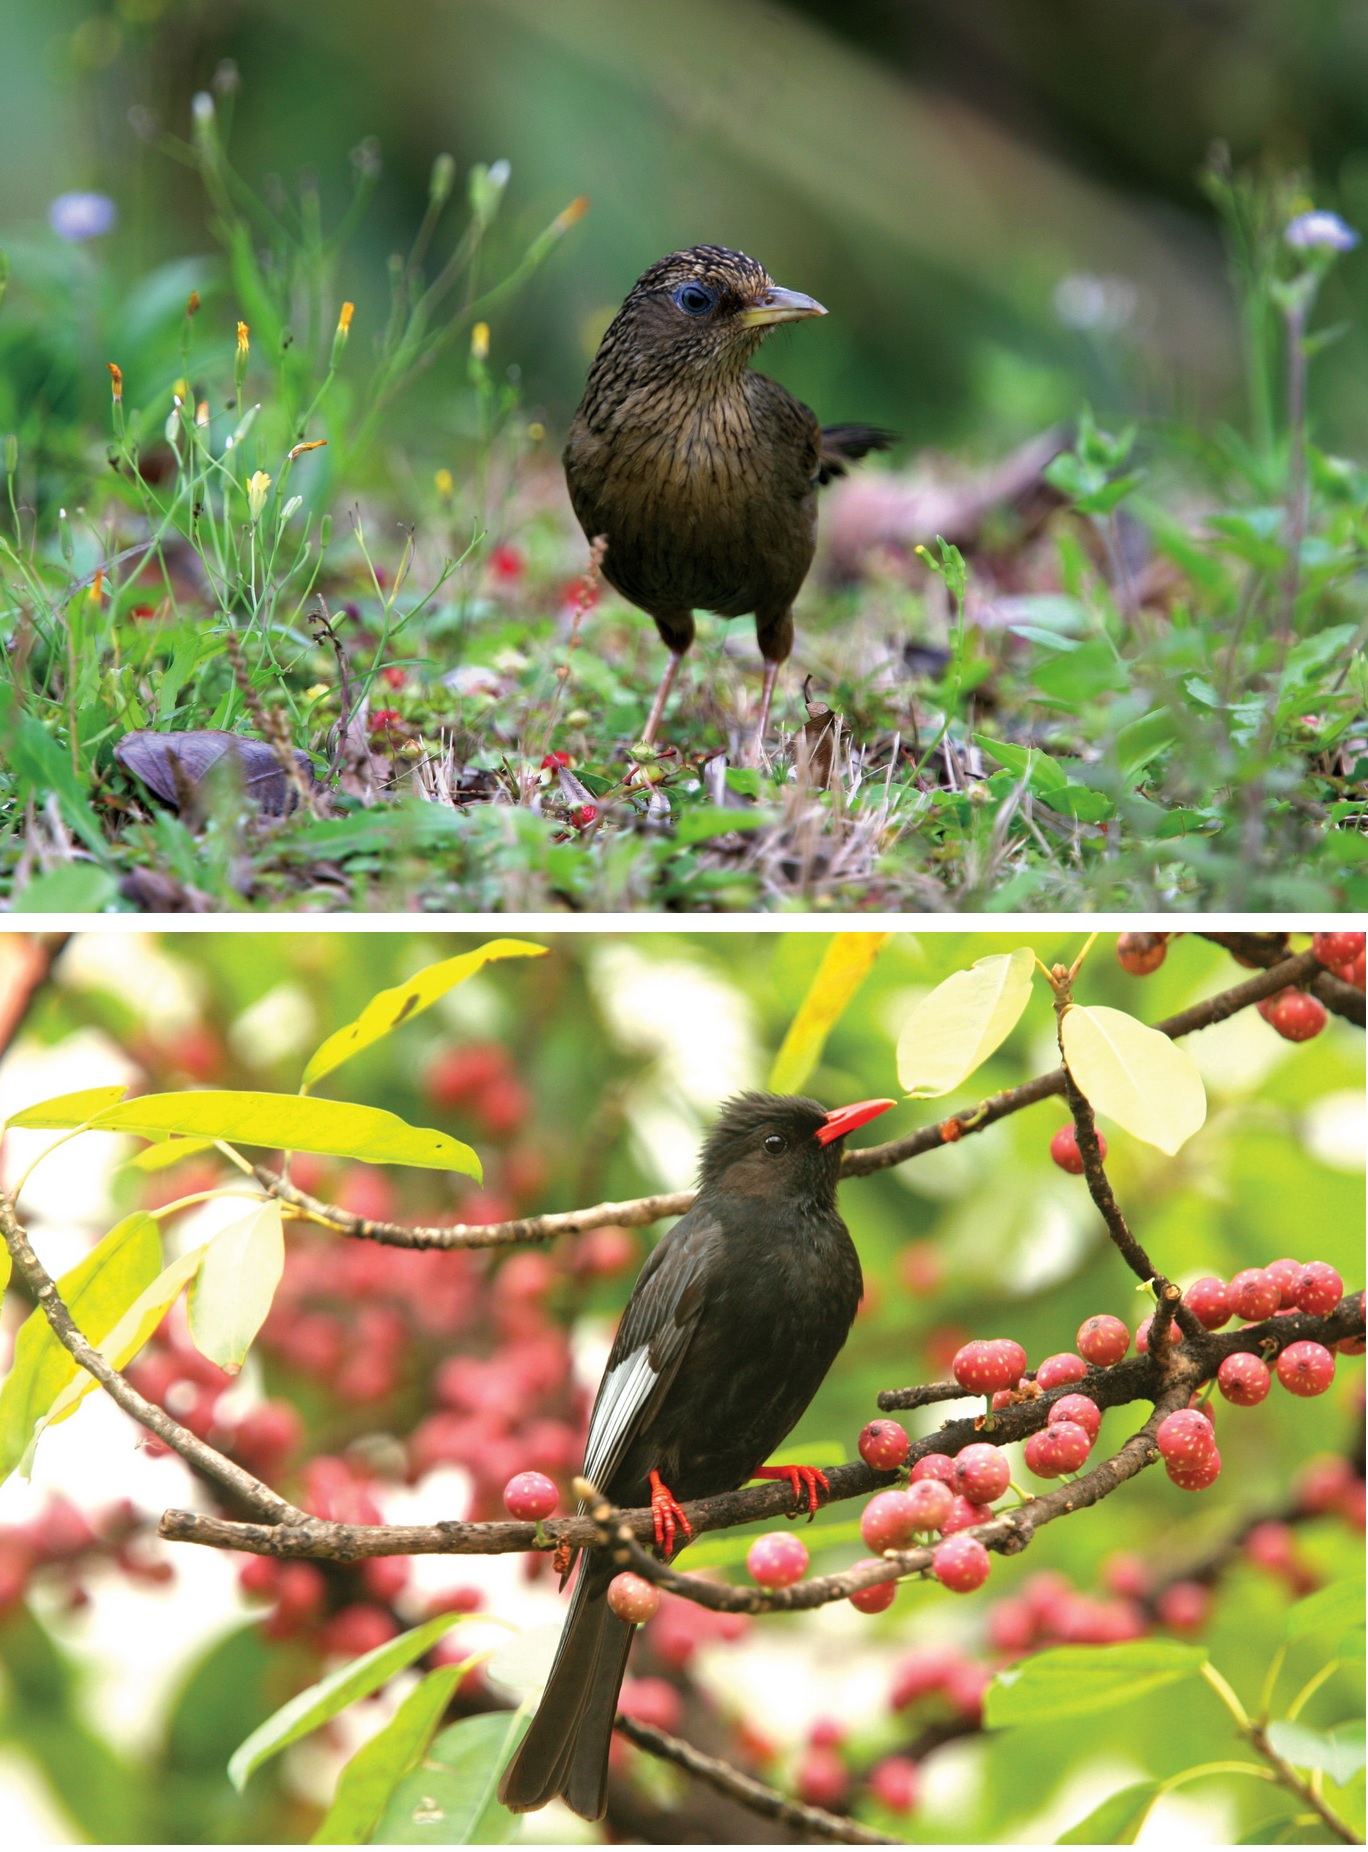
[0,926,1361,1842]
[4,0,1368,464]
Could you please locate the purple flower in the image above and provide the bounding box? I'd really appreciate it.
[1284,210,1359,254]
[48,192,117,241]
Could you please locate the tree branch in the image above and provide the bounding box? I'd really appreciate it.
[615,1714,896,1846]
[1246,1722,1362,1844]
[250,948,1336,1252]
[1198,932,1365,1027]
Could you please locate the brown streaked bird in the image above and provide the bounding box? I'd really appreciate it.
[563,245,892,753]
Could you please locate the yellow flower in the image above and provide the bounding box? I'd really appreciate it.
[246,469,271,524]
[337,301,354,334]
[470,322,490,361]
[434,467,454,498]
[236,320,249,353]
[106,362,122,403]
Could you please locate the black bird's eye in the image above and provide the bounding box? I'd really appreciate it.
[763,1132,787,1155]
[673,282,716,316]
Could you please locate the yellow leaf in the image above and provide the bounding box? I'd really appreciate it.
[896,948,1036,1097]
[301,940,547,1089]
[769,933,892,1095]
[188,1202,285,1372]
[1060,1005,1207,1155]
[126,1136,218,1173]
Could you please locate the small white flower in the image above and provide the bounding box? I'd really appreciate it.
[1285,210,1359,253]
[48,192,116,241]
[281,495,303,521]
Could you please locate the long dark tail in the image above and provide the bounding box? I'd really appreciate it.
[818,423,897,484]
[497,1555,634,1821]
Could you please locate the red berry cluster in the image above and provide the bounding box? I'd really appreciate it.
[1312,930,1366,989]
[0,1496,164,1619]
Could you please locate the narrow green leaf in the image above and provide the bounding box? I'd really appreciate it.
[312,1661,469,1844]
[1057,1779,1160,1844]
[228,1611,477,1790]
[301,941,546,1089]
[370,1709,529,1843]
[12,1089,481,1178]
[769,933,891,1095]
[986,1641,1207,1728]
[126,1137,217,1173]
[1266,1721,1366,1787]
[0,1212,162,1483]
[975,735,1069,794]
[1284,1577,1365,1642]
[188,1202,284,1372]
[4,1085,128,1132]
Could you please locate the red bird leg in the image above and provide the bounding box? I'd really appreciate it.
[753,1463,830,1519]
[648,1469,692,1557]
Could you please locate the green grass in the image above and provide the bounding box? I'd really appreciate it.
[2,117,1366,912]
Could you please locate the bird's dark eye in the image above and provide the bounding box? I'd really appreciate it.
[763,1132,786,1155]
[673,282,716,316]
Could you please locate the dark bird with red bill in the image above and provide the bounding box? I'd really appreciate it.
[563,246,893,754]
[497,1089,896,1821]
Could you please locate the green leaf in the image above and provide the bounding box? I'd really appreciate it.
[1057,1779,1161,1843]
[1266,1721,1366,1787]
[1237,1815,1316,1844]
[127,1136,218,1173]
[187,1202,284,1372]
[11,1089,480,1178]
[897,948,1035,1097]
[975,735,1069,794]
[370,1709,529,1843]
[4,1085,129,1132]
[9,864,118,913]
[228,1612,474,1790]
[1031,639,1129,706]
[0,1212,162,1483]
[769,933,891,1094]
[301,942,546,1089]
[1285,1577,1365,1643]
[1046,785,1115,824]
[986,1640,1208,1727]
[1114,709,1177,783]
[312,1662,470,1844]
[1059,1004,1207,1155]
[675,805,769,845]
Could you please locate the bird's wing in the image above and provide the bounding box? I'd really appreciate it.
[817,423,897,485]
[579,1207,715,1496]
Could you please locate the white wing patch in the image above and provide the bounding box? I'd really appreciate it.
[582,1344,659,1492]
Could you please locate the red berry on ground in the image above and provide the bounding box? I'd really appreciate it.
[860,1491,921,1553]
[903,1478,955,1531]
[1185,1277,1232,1330]
[1077,1314,1129,1366]
[952,1339,1027,1395]
[1257,988,1327,1042]
[608,1573,662,1623]
[1050,1123,1107,1174]
[868,1755,920,1814]
[1117,930,1169,976]
[1050,1394,1101,1440]
[1294,1262,1343,1316]
[1157,1580,1210,1632]
[1217,1352,1271,1406]
[1313,931,1364,970]
[848,1560,898,1614]
[952,1443,1010,1505]
[1156,1409,1217,1470]
[911,1452,958,1486]
[1035,1352,1088,1391]
[1166,1447,1222,1491]
[747,1532,809,1589]
[503,1472,558,1520]
[1266,1258,1304,1308]
[1229,1268,1281,1322]
[932,1535,991,1593]
[1276,1341,1336,1397]
[859,1419,910,1470]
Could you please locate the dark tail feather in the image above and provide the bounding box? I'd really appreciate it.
[818,423,898,484]
[497,1558,634,1821]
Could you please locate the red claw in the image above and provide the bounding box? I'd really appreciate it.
[648,1469,693,1558]
[754,1463,830,1520]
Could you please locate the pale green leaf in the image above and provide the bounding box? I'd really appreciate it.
[986,1640,1207,1727]
[126,1137,217,1173]
[769,934,892,1094]
[896,948,1035,1097]
[3,1084,129,1132]
[1059,1005,1207,1154]
[371,1709,529,1843]
[301,941,547,1089]
[12,1089,480,1178]
[1285,1577,1365,1642]
[312,1661,470,1844]
[228,1611,479,1790]
[1266,1721,1366,1787]
[1057,1779,1161,1844]
[188,1202,285,1372]
[0,1212,162,1483]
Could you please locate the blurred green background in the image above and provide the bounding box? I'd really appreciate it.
[4,0,1368,463]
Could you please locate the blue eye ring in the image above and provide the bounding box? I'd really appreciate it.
[674,282,716,316]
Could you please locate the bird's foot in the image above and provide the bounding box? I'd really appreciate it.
[753,1463,830,1520]
[648,1469,692,1557]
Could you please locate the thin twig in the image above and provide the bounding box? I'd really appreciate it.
[615,1713,896,1846]
[1247,1721,1360,1844]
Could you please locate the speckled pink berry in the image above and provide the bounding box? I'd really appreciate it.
[860,1490,921,1553]
[932,1534,991,1593]
[1166,1446,1222,1490]
[1276,1341,1336,1397]
[1217,1352,1270,1406]
[1077,1314,1129,1366]
[952,1443,1010,1505]
[903,1478,954,1531]
[1049,1394,1101,1440]
[1156,1409,1216,1469]
[1294,1263,1343,1316]
[1185,1277,1232,1330]
[1229,1268,1280,1321]
[910,1452,957,1486]
[503,1471,558,1520]
[952,1339,1026,1395]
[859,1419,910,1470]
[747,1531,810,1589]
[1035,1352,1087,1391]
[607,1573,661,1623]
[848,1560,898,1614]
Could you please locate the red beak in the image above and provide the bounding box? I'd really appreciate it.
[815,1098,896,1147]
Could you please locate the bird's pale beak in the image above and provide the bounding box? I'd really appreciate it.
[735,285,827,328]
[815,1098,896,1146]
